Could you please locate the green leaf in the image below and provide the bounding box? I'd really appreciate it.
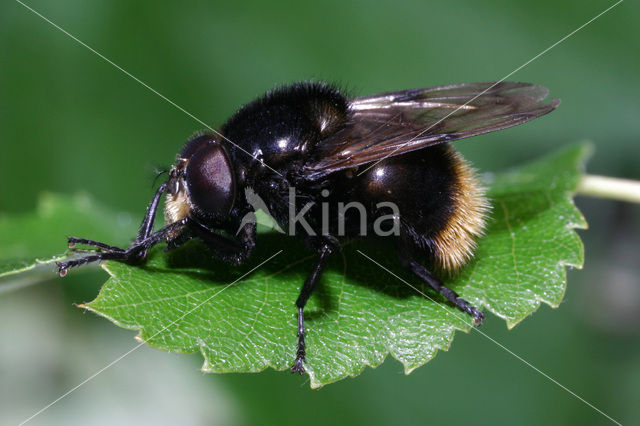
[0,193,137,278]
[458,144,589,328]
[2,144,590,388]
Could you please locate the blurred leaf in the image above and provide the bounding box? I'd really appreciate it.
[0,144,589,387]
[80,144,589,388]
[0,193,137,278]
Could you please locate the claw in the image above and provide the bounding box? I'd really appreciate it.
[290,358,306,374]
[473,310,484,326]
[56,262,68,277]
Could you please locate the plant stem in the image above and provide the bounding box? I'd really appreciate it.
[577,174,640,204]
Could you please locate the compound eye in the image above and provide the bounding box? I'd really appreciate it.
[185,143,236,216]
[180,133,213,159]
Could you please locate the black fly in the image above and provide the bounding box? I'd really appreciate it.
[57,81,559,373]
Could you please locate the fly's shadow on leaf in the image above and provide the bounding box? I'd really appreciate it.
[153,233,422,316]
[150,235,332,310]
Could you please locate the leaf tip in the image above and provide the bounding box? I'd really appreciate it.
[575,140,595,162]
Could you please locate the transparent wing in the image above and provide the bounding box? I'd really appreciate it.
[302,81,559,180]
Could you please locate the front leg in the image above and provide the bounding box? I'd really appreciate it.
[291,241,336,374]
[188,219,256,266]
[58,184,172,275]
[57,218,187,276]
[66,183,168,254]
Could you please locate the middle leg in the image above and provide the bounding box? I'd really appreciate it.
[291,242,334,374]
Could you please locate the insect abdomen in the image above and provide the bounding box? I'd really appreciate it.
[345,144,488,270]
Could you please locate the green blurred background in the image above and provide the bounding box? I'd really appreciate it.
[1,0,638,424]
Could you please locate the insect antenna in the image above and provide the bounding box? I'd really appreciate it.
[152,167,170,188]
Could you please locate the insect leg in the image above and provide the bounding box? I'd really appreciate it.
[188,220,256,266]
[65,183,167,252]
[135,183,168,242]
[406,260,484,325]
[396,230,484,325]
[57,218,186,276]
[291,243,334,374]
[67,237,124,252]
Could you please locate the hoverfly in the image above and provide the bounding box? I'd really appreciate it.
[58,81,559,373]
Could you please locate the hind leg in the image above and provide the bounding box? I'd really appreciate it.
[396,231,484,325]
